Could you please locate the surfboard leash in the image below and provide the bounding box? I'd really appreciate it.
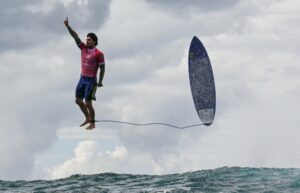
[93,120,205,129]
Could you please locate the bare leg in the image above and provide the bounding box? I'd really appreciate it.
[85,100,96,130]
[75,98,91,127]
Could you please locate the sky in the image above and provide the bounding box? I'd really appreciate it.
[0,0,299,180]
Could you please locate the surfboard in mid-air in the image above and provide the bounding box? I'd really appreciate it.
[188,36,216,126]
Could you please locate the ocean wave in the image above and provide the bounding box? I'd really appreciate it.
[1,167,300,192]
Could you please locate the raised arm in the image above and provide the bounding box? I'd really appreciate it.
[64,17,82,46]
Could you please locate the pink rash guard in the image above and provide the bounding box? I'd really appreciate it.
[79,42,105,78]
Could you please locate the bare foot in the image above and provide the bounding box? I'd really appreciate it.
[80,119,91,127]
[86,123,96,130]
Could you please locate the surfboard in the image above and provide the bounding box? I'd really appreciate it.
[188,36,216,126]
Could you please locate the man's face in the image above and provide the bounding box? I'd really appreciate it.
[86,37,95,48]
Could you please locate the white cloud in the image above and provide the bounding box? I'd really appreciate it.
[106,146,127,161]
[48,140,100,179]
[47,141,128,179]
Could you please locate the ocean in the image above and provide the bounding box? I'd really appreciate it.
[1,167,300,193]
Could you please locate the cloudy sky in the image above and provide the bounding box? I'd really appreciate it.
[1,0,299,180]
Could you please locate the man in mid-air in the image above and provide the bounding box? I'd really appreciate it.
[64,17,105,130]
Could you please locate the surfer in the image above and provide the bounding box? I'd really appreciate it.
[64,17,105,130]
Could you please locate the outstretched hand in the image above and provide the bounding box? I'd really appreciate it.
[64,17,69,27]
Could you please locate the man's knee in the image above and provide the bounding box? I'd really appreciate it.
[76,98,84,106]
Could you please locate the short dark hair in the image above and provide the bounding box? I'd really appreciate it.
[87,32,98,46]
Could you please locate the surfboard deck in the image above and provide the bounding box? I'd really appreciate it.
[188,36,216,126]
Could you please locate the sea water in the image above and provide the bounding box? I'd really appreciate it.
[1,167,300,192]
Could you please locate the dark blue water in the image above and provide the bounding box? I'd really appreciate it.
[1,167,300,192]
